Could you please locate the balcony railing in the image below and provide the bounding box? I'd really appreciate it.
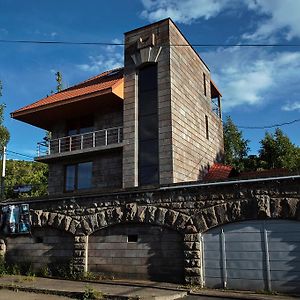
[37,126,123,157]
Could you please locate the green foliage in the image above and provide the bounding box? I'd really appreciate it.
[5,159,48,199]
[55,71,63,92]
[0,256,7,275]
[223,116,249,171]
[83,285,103,300]
[0,81,10,148]
[259,128,300,171]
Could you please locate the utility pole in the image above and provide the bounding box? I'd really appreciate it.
[1,146,6,201]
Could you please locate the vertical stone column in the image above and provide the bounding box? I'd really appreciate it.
[73,235,88,273]
[184,233,202,285]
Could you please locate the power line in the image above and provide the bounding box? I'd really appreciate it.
[1,39,300,47]
[235,118,300,130]
[6,150,35,160]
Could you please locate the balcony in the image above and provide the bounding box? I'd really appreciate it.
[36,126,123,161]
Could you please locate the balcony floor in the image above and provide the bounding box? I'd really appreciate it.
[35,142,124,162]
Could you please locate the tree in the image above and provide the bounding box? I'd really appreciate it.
[259,128,300,171]
[223,116,249,171]
[4,160,48,199]
[44,71,64,143]
[0,81,10,149]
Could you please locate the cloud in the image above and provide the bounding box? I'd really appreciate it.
[243,0,300,41]
[140,0,233,24]
[202,48,300,111]
[282,101,300,112]
[77,39,123,73]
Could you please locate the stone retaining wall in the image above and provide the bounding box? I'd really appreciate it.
[2,177,300,284]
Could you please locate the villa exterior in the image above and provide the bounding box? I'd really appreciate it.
[11,18,223,195]
[7,19,300,293]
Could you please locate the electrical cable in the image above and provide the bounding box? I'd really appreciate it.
[6,150,35,160]
[234,118,300,130]
[1,39,300,47]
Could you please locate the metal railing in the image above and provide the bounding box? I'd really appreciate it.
[37,126,123,157]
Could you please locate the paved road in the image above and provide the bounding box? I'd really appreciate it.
[181,296,235,300]
[0,290,72,300]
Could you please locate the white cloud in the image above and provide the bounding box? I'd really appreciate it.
[77,39,123,73]
[243,0,300,41]
[282,101,300,112]
[202,48,300,111]
[140,0,233,24]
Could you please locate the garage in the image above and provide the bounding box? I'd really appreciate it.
[88,224,184,282]
[203,220,300,293]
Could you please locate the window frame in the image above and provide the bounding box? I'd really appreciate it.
[64,161,93,192]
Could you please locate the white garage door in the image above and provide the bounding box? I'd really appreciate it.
[203,220,300,293]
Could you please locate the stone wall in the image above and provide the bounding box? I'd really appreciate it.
[3,176,299,284]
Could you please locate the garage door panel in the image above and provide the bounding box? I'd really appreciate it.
[204,251,221,259]
[227,269,264,280]
[223,232,263,242]
[203,220,300,293]
[227,279,265,291]
[268,233,300,242]
[270,270,300,281]
[225,241,263,252]
[269,251,300,261]
[205,259,222,269]
[226,260,264,270]
[268,242,300,252]
[226,251,264,260]
[270,261,300,271]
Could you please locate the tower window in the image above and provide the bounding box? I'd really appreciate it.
[203,73,207,96]
[205,115,209,140]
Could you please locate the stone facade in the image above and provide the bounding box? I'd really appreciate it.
[3,177,299,284]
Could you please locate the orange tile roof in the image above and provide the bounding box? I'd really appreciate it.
[203,163,234,181]
[12,68,124,116]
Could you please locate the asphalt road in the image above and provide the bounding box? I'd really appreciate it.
[0,290,72,300]
[181,296,240,300]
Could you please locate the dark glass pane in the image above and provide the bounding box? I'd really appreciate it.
[139,64,157,92]
[139,90,158,116]
[65,165,76,191]
[77,162,93,189]
[139,140,159,167]
[139,165,159,185]
[139,115,158,141]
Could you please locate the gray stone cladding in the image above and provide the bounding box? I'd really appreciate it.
[3,176,300,284]
[122,18,224,188]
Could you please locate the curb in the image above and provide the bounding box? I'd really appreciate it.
[0,283,137,300]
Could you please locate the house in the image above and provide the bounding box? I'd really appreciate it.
[5,19,300,292]
[11,18,224,195]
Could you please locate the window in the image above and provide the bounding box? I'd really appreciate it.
[127,234,138,243]
[205,115,209,140]
[138,64,159,186]
[203,73,207,96]
[65,162,93,191]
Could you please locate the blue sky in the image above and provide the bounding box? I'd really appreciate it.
[0,0,299,160]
